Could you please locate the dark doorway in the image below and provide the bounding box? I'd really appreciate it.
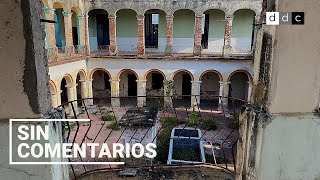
[127,74,137,96]
[182,74,192,96]
[104,73,111,89]
[152,73,164,90]
[72,27,78,46]
[96,14,110,46]
[60,78,68,104]
[201,14,209,49]
[145,14,159,48]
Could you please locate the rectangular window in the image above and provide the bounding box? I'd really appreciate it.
[145,14,159,48]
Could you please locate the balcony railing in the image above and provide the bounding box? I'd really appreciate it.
[74,45,85,55]
[117,45,137,56]
[231,46,253,56]
[172,46,194,56]
[145,45,166,56]
[90,45,110,57]
[56,95,248,179]
[202,46,224,56]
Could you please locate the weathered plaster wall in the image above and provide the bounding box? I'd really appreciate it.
[116,9,138,50]
[259,114,320,180]
[231,9,255,48]
[87,58,254,82]
[268,0,320,113]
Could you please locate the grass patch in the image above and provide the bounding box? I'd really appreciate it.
[156,117,182,163]
[106,121,120,130]
[172,149,199,162]
[102,114,116,121]
[200,118,218,130]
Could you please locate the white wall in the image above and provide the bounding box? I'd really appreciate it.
[259,114,320,180]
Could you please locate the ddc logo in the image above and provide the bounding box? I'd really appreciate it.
[266,12,304,25]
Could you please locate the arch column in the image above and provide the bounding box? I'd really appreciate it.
[136,80,147,107]
[85,14,90,55]
[194,15,203,56]
[77,15,86,54]
[164,80,174,108]
[219,81,231,110]
[165,15,174,56]
[87,79,93,105]
[79,80,88,101]
[247,81,253,102]
[66,84,78,115]
[137,15,145,56]
[110,79,120,107]
[63,11,74,55]
[51,93,58,108]
[223,16,233,56]
[57,90,62,106]
[109,15,117,55]
[191,81,202,110]
[252,15,260,53]
[43,8,57,60]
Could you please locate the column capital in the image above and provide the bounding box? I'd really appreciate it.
[166,15,174,19]
[136,80,147,83]
[247,81,253,85]
[86,79,93,82]
[43,8,55,14]
[62,11,72,17]
[225,15,234,20]
[195,15,203,18]
[108,15,116,19]
[79,79,87,83]
[219,81,231,85]
[191,81,202,84]
[109,79,120,83]
[77,15,85,19]
[136,14,144,20]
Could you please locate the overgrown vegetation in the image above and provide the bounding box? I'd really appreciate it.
[156,117,182,163]
[163,80,174,96]
[200,118,218,130]
[172,149,199,162]
[107,121,120,130]
[102,114,116,121]
[227,112,240,129]
[188,111,200,126]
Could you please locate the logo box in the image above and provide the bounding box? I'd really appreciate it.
[266,12,304,25]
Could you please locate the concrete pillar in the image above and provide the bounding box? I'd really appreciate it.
[136,80,147,107]
[62,11,74,55]
[77,15,85,54]
[87,79,93,105]
[51,93,58,108]
[57,90,62,106]
[109,15,117,55]
[219,81,231,110]
[137,15,145,56]
[223,16,233,56]
[163,80,174,108]
[251,15,260,52]
[66,85,78,115]
[194,15,202,56]
[84,14,90,55]
[165,15,174,56]
[110,80,120,107]
[43,8,57,60]
[79,80,88,100]
[191,81,202,110]
[247,81,253,102]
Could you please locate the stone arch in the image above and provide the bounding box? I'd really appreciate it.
[77,69,87,80]
[61,73,74,86]
[144,69,166,80]
[230,7,258,17]
[89,68,112,80]
[53,1,66,11]
[115,69,139,81]
[227,70,253,82]
[170,69,194,81]
[71,6,83,15]
[49,80,57,94]
[199,70,223,81]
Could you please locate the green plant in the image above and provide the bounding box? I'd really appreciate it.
[172,149,199,161]
[107,121,120,130]
[156,116,182,163]
[163,80,174,96]
[102,114,116,121]
[227,112,240,129]
[188,111,200,126]
[200,118,218,130]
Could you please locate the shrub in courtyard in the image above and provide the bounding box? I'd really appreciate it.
[107,121,120,130]
[156,116,182,163]
[200,118,218,130]
[227,112,240,129]
[188,111,200,126]
[102,114,116,121]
